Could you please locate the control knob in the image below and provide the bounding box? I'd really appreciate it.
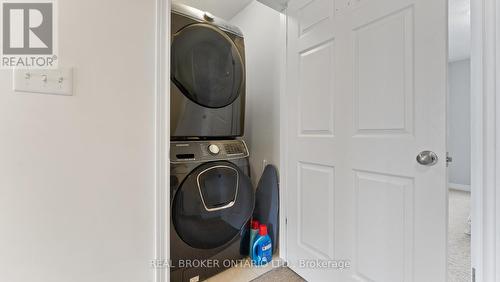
[208,144,220,155]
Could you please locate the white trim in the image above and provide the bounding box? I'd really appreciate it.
[154,0,170,281]
[496,0,500,275]
[278,10,288,262]
[449,183,471,192]
[470,0,499,281]
[470,0,483,278]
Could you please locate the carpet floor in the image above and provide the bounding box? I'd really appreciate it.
[448,189,471,281]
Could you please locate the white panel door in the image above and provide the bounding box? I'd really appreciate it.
[285,0,447,281]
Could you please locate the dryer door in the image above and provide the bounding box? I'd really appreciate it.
[171,23,244,109]
[172,161,254,249]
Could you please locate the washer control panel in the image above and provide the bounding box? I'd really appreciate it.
[171,140,249,163]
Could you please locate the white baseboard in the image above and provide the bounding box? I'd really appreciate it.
[449,182,471,192]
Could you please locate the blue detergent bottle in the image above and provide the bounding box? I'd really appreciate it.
[249,219,260,259]
[252,224,273,266]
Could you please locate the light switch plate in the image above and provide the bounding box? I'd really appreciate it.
[13,68,73,96]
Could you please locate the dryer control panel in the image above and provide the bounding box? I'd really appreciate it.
[171,140,249,163]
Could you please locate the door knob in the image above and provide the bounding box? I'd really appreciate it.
[416,151,438,166]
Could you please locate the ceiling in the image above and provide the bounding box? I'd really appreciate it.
[449,0,471,62]
[172,0,253,20]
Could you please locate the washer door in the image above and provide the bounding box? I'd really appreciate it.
[171,23,244,109]
[172,161,254,249]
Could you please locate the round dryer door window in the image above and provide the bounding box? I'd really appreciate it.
[172,161,254,249]
[171,24,244,108]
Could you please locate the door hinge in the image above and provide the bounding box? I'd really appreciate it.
[472,267,476,282]
[446,152,453,167]
[285,217,288,225]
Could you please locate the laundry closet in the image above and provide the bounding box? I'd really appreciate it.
[0,0,453,280]
[167,0,450,280]
[168,1,284,281]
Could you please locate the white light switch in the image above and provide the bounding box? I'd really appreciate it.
[13,68,73,96]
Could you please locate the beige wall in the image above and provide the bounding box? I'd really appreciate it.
[0,1,156,281]
[231,1,283,185]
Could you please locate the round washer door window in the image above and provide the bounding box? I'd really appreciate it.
[172,161,254,249]
[171,24,244,108]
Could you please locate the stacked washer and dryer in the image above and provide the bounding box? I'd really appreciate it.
[170,4,254,282]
